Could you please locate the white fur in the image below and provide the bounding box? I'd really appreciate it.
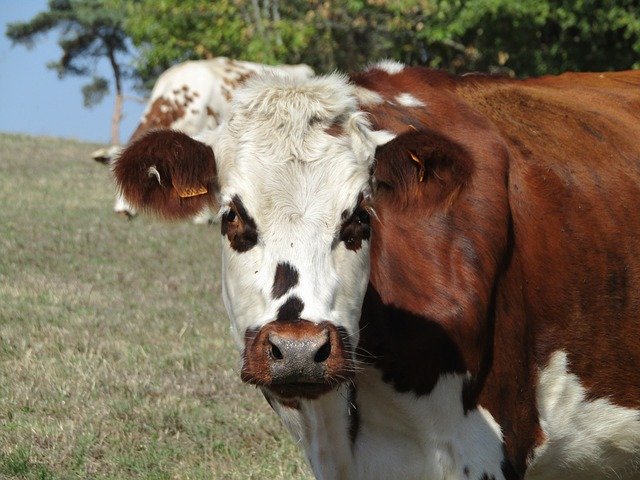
[527,351,640,479]
[283,354,640,480]
[373,60,405,75]
[396,92,426,107]
[209,73,389,349]
[353,86,384,106]
[290,369,506,480]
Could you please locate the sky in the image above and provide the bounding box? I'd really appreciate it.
[0,1,145,144]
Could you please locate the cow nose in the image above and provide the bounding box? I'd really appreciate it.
[267,329,331,383]
[268,329,331,363]
[241,320,353,398]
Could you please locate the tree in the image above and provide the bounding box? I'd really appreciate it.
[413,0,640,76]
[122,0,640,83]
[6,0,133,144]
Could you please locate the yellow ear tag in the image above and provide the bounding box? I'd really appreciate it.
[409,152,425,182]
[175,184,208,198]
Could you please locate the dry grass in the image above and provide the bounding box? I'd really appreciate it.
[0,133,311,479]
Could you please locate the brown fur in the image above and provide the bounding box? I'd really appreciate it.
[353,67,640,476]
[130,97,186,142]
[272,262,299,299]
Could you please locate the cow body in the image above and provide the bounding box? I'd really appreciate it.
[94,57,313,219]
[113,65,640,479]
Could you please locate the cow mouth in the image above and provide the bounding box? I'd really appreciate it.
[266,381,337,400]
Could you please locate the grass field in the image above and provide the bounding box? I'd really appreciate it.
[0,133,311,479]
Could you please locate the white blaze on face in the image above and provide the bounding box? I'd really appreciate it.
[209,73,385,349]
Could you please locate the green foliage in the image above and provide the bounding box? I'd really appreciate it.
[8,0,639,95]
[418,0,640,76]
[121,0,639,84]
[81,75,109,107]
[5,0,132,105]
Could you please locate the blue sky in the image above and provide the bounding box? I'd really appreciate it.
[0,1,145,144]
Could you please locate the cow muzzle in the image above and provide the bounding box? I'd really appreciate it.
[241,320,353,399]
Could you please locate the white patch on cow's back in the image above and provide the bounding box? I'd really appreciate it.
[372,60,405,75]
[396,92,426,107]
[528,350,640,479]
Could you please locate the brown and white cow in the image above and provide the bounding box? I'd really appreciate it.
[113,63,640,479]
[93,57,313,220]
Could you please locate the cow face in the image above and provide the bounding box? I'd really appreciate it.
[114,73,391,400]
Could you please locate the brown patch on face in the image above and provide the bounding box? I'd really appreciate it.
[113,129,217,220]
[242,320,354,400]
[276,296,304,321]
[221,195,258,252]
[339,194,371,251]
[272,263,299,299]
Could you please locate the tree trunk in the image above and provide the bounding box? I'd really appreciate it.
[107,46,123,145]
[111,92,122,145]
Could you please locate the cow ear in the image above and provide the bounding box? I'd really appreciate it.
[113,129,218,220]
[374,129,473,199]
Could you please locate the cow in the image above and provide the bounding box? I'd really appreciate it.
[92,57,314,221]
[113,63,640,479]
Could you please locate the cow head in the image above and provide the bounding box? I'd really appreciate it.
[113,73,391,400]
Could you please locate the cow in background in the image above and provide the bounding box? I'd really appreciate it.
[92,57,314,221]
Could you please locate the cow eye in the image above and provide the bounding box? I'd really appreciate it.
[356,208,370,225]
[224,209,237,223]
[339,204,371,251]
[221,197,259,252]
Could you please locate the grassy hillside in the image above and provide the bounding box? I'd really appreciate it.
[0,133,311,479]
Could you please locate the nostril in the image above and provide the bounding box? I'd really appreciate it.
[270,342,284,360]
[313,339,331,363]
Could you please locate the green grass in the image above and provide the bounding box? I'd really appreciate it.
[0,133,311,479]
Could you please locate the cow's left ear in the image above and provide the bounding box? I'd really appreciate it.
[373,128,473,195]
[112,129,218,220]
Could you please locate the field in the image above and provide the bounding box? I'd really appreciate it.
[0,133,311,479]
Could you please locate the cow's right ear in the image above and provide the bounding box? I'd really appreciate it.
[113,129,218,220]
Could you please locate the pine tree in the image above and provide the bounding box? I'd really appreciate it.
[6,0,132,144]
